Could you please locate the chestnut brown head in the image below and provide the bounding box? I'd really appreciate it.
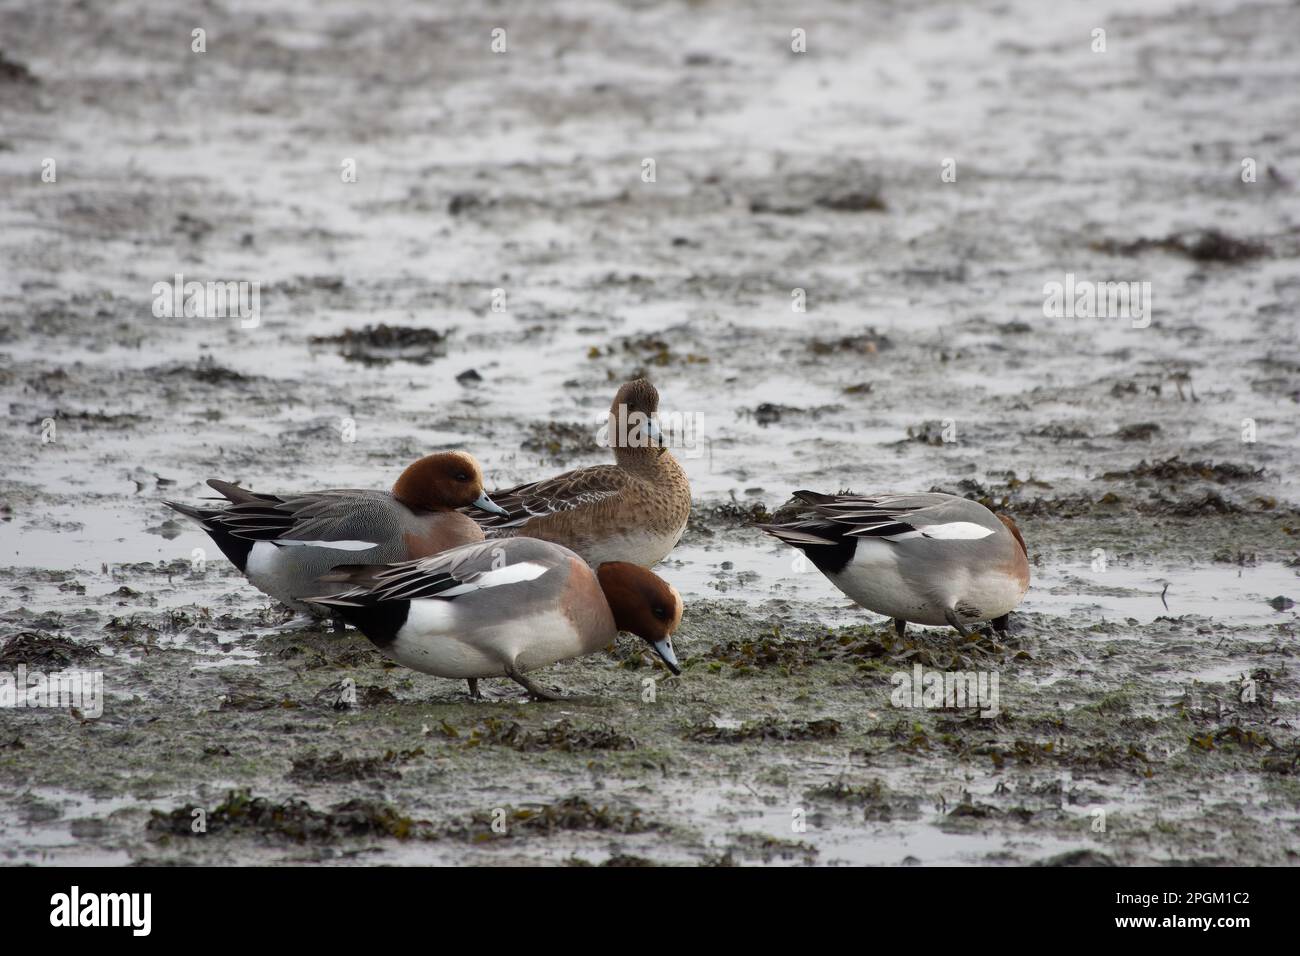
[596,561,683,674]
[391,451,506,514]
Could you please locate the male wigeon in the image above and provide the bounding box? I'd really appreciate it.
[464,379,691,568]
[307,537,683,699]
[165,451,507,618]
[759,491,1029,636]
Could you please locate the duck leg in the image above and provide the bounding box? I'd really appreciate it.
[893,618,907,638]
[943,608,973,638]
[330,614,347,635]
[466,678,481,700]
[506,667,564,702]
[991,614,1011,637]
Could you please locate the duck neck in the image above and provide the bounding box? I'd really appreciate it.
[392,488,452,513]
[614,443,675,476]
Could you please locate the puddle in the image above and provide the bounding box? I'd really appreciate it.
[0,789,146,866]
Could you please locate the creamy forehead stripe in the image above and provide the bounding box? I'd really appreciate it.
[274,539,378,551]
[438,561,549,596]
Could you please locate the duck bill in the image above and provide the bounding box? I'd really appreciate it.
[651,637,681,675]
[647,419,669,458]
[472,492,508,516]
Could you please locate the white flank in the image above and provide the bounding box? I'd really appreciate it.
[274,539,378,551]
[246,540,278,578]
[403,598,459,634]
[390,606,581,678]
[438,560,549,597]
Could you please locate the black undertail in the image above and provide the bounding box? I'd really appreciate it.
[795,534,857,576]
[164,502,255,572]
[329,600,410,648]
[202,524,257,573]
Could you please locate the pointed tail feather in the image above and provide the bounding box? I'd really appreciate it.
[164,499,216,527]
[162,499,255,571]
[756,523,836,547]
[315,563,389,588]
[792,489,837,505]
[303,591,369,608]
[207,478,278,505]
[306,564,394,608]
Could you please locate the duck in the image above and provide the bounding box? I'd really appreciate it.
[165,451,508,619]
[758,491,1029,637]
[463,379,691,568]
[306,536,683,699]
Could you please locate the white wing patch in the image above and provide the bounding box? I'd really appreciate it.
[275,539,378,551]
[438,560,550,597]
[912,521,995,541]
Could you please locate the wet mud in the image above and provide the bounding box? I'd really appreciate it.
[1,0,1298,864]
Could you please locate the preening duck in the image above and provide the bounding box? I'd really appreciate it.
[759,491,1029,636]
[165,451,506,618]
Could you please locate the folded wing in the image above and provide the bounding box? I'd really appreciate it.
[309,540,557,607]
[462,465,630,530]
[760,491,997,545]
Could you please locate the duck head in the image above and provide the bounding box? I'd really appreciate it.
[392,451,506,514]
[607,378,664,458]
[597,561,683,674]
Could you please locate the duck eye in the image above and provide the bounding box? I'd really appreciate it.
[652,606,667,620]
[455,472,470,482]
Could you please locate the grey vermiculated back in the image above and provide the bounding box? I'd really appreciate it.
[411,535,576,579]
[240,491,466,609]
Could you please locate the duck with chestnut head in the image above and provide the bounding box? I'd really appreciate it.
[165,451,507,618]
[759,491,1029,638]
[308,536,684,700]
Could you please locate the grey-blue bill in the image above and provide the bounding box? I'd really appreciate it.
[652,636,680,674]
[472,491,508,516]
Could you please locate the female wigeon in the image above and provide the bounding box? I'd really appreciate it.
[465,379,691,568]
[759,491,1029,636]
[165,451,507,618]
[307,537,684,700]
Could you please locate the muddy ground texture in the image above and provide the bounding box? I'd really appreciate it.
[1,0,1299,864]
